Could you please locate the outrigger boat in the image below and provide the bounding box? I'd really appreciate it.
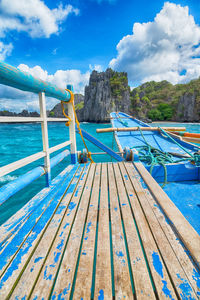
[0,62,200,299]
[98,112,200,235]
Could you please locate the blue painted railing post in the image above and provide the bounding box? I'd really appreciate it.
[39,92,51,186]
[67,85,77,164]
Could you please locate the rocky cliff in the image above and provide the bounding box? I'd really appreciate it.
[176,93,200,122]
[2,70,200,122]
[83,68,131,122]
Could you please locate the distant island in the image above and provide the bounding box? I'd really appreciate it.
[1,69,200,122]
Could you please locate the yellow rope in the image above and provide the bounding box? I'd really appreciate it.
[62,89,94,163]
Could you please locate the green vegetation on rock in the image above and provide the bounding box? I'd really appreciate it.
[49,111,55,117]
[75,101,84,110]
[110,71,129,102]
[131,78,200,121]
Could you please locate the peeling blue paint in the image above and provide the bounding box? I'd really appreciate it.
[114,207,117,211]
[176,273,195,299]
[67,202,76,216]
[86,222,92,234]
[98,289,104,300]
[0,164,81,287]
[116,251,124,257]
[152,252,174,298]
[124,175,128,181]
[162,280,173,299]
[82,251,87,255]
[56,239,64,251]
[43,266,53,281]
[152,251,163,278]
[74,187,80,197]
[122,203,127,206]
[63,222,70,229]
[34,256,43,263]
[63,283,71,295]
[192,268,200,294]
[54,251,61,263]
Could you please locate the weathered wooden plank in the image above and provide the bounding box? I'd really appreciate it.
[94,163,112,299]
[0,165,84,298]
[0,165,80,280]
[113,163,155,299]
[121,162,185,299]
[9,164,91,299]
[0,164,75,249]
[47,164,95,299]
[73,164,101,299]
[127,163,200,298]
[134,162,200,268]
[108,163,133,299]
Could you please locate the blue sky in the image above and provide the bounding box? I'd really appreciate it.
[1,0,200,111]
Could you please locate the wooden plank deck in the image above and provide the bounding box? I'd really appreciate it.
[0,162,200,299]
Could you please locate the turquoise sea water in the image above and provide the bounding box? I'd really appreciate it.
[0,122,119,225]
[0,121,200,226]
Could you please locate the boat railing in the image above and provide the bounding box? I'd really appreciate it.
[0,61,77,205]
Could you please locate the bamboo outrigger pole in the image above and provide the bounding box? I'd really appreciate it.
[96,127,186,133]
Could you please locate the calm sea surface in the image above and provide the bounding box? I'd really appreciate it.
[0,121,200,225]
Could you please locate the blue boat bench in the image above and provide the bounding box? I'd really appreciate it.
[0,162,200,299]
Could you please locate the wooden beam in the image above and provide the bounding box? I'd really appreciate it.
[96,127,186,133]
[94,163,112,299]
[181,136,200,144]
[134,162,200,268]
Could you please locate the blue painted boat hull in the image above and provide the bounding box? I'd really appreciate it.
[110,112,200,182]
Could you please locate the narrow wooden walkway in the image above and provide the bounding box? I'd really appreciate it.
[0,162,200,299]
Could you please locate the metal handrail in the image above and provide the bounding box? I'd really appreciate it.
[0,61,71,102]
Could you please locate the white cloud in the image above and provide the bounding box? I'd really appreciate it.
[0,0,79,38]
[89,64,103,72]
[0,42,13,60]
[109,2,200,85]
[18,64,90,94]
[0,64,90,112]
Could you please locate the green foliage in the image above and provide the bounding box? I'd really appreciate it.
[110,72,128,101]
[131,77,200,120]
[75,101,84,110]
[148,109,162,121]
[148,103,173,121]
[157,103,173,120]
[49,111,55,117]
